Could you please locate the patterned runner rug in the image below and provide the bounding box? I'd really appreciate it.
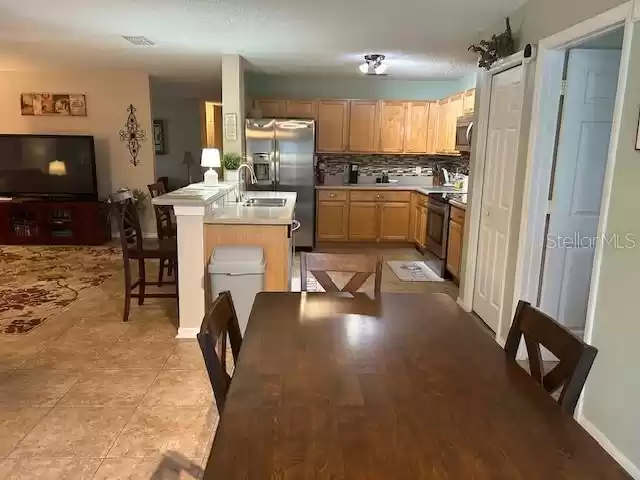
[0,246,121,334]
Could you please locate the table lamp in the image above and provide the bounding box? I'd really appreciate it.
[201,148,221,186]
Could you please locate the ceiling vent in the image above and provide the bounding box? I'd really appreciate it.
[359,54,388,76]
[122,36,155,47]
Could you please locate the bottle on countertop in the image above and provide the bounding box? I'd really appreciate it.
[381,171,389,183]
[316,158,326,185]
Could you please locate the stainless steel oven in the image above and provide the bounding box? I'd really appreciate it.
[424,193,451,278]
[455,115,474,153]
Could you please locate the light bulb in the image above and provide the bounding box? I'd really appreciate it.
[374,63,387,75]
[359,63,369,74]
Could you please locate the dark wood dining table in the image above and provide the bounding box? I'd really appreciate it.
[204,292,630,479]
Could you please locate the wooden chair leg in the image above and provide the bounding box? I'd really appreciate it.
[138,259,146,305]
[158,258,165,283]
[123,259,132,322]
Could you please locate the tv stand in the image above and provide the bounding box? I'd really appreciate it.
[0,198,110,246]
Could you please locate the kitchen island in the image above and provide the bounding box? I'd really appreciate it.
[153,183,297,338]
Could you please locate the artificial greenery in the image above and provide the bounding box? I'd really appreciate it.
[468,18,516,70]
[131,188,148,212]
[221,152,243,170]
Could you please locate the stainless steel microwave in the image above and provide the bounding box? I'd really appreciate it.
[455,115,474,153]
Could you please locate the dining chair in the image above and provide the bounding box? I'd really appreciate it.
[109,189,178,322]
[504,300,598,414]
[300,252,383,297]
[197,291,243,414]
[148,181,177,283]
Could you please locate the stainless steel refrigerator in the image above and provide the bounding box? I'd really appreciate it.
[245,118,315,249]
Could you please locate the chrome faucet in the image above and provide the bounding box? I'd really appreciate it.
[236,163,258,202]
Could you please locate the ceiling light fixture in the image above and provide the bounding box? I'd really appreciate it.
[359,54,388,76]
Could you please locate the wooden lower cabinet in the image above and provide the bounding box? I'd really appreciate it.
[416,205,428,248]
[348,202,379,241]
[446,206,465,279]
[316,201,349,241]
[380,202,410,241]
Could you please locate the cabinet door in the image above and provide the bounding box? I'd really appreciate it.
[286,100,317,119]
[426,102,438,154]
[463,89,476,114]
[317,101,348,152]
[436,98,450,152]
[316,202,348,241]
[379,101,407,153]
[411,203,421,244]
[379,202,411,241]
[449,93,464,151]
[446,220,463,278]
[348,101,379,152]
[405,102,430,153]
[348,202,378,241]
[255,99,286,118]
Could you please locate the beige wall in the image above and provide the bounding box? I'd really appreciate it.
[0,70,156,231]
[480,0,627,46]
[581,21,640,474]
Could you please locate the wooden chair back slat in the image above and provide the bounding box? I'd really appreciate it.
[301,253,383,297]
[197,291,243,414]
[110,189,143,255]
[148,182,175,240]
[505,300,598,414]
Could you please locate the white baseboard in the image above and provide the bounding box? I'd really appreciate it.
[176,327,199,339]
[456,296,472,312]
[579,416,640,479]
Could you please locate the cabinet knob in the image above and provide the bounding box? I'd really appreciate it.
[376,194,382,199]
[329,193,336,197]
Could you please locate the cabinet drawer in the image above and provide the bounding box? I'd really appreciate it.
[450,205,466,225]
[317,190,348,202]
[349,190,411,203]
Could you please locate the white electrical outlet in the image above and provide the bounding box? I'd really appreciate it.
[415,166,422,175]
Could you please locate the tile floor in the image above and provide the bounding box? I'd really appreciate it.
[0,246,458,479]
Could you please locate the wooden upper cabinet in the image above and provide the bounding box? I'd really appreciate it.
[463,89,476,114]
[426,102,438,154]
[379,101,407,153]
[436,97,450,152]
[348,101,379,152]
[285,100,316,119]
[255,99,285,118]
[405,102,430,153]
[317,100,349,152]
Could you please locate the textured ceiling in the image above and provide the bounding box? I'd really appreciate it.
[0,0,526,81]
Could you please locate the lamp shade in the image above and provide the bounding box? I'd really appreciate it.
[200,148,221,168]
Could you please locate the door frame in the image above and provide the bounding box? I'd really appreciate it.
[511,0,635,442]
[458,48,537,345]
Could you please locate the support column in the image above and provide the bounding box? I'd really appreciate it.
[221,54,246,156]
[174,205,206,339]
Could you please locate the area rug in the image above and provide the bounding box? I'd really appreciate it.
[387,261,444,282]
[0,246,122,334]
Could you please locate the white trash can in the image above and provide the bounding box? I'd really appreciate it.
[208,246,265,335]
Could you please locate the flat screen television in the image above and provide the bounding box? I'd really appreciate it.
[0,134,98,200]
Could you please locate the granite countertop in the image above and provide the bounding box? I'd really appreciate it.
[449,194,468,210]
[152,182,236,207]
[315,182,466,197]
[203,191,297,225]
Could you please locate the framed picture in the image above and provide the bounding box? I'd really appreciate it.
[153,120,167,155]
[21,93,87,116]
[224,113,238,141]
[636,108,640,151]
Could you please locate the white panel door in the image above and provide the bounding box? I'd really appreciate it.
[473,66,524,332]
[539,49,621,336]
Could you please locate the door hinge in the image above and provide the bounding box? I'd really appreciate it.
[560,80,568,96]
[546,198,553,215]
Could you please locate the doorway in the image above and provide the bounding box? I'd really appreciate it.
[520,26,625,340]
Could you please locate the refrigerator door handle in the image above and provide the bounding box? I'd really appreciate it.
[274,139,280,186]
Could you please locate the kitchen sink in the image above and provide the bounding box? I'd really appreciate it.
[242,198,287,207]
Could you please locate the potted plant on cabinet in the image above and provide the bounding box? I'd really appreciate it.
[221,152,243,183]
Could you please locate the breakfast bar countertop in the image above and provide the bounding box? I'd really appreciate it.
[203,191,297,225]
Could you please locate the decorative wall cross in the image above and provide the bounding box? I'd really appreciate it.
[119,104,147,166]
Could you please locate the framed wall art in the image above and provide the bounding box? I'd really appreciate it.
[224,113,238,141]
[21,93,87,116]
[153,120,167,155]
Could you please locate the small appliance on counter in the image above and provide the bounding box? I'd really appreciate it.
[315,158,326,185]
[347,163,359,184]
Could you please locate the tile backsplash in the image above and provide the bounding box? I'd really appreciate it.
[317,154,469,177]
